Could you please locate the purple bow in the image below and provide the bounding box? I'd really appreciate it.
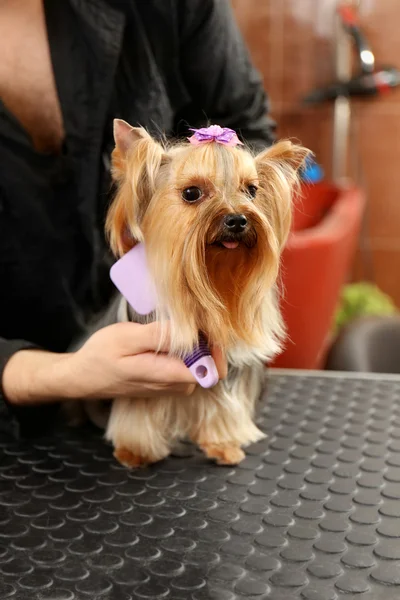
[188,125,243,147]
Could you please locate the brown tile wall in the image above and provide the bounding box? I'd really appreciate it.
[232,0,400,306]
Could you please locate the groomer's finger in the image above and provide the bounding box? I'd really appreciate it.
[142,321,173,353]
[118,322,227,381]
[211,345,228,379]
[113,321,172,355]
[183,384,196,396]
[144,323,228,379]
[123,352,196,384]
[137,323,228,380]
[142,383,196,398]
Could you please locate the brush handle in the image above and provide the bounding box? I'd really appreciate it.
[110,246,219,389]
[110,245,158,316]
[183,334,219,389]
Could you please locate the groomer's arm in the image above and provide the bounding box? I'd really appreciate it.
[1,342,71,405]
[2,322,227,406]
[176,0,276,150]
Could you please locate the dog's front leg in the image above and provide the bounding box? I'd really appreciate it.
[192,395,265,465]
[190,367,266,465]
[106,398,172,468]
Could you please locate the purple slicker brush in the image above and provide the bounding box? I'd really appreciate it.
[110,243,219,389]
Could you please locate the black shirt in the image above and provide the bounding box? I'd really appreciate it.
[0,0,275,436]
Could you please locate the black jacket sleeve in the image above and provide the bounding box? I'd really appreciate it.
[0,339,59,438]
[175,0,276,151]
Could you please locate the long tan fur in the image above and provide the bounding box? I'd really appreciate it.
[102,120,311,467]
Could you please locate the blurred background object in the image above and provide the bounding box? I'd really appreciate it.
[334,281,397,333]
[325,315,400,372]
[232,0,400,371]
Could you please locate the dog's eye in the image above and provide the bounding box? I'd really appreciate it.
[246,184,258,199]
[182,186,203,203]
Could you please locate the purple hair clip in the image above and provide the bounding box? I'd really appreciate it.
[188,125,243,147]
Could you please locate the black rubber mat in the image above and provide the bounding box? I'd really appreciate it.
[1,373,400,600]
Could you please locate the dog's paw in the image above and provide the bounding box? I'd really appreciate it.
[201,443,245,466]
[113,447,150,469]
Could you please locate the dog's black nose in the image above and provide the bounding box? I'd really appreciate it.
[224,214,248,233]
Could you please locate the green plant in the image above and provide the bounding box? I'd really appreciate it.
[334,282,397,333]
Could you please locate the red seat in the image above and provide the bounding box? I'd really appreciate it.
[271,181,365,370]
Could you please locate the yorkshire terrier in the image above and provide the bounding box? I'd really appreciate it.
[81,121,310,468]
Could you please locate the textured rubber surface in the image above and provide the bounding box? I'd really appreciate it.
[1,373,400,599]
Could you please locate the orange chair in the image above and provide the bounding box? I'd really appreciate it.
[271,181,365,370]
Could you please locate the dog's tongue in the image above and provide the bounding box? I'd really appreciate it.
[222,241,239,249]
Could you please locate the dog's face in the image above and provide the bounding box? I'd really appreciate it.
[107,120,310,352]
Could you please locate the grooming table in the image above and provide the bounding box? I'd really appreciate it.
[1,371,400,600]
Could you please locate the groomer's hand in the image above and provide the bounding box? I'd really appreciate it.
[69,322,227,400]
[3,322,227,405]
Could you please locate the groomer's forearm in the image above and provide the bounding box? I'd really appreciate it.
[2,350,76,405]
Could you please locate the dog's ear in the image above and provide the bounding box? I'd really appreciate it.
[106,120,169,256]
[114,119,147,152]
[256,140,311,174]
[111,120,152,179]
[255,141,312,249]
